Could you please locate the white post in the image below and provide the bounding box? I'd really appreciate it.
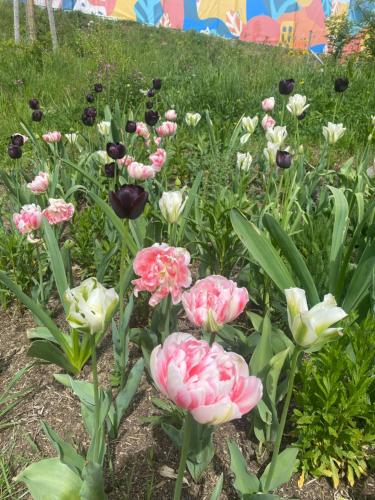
[13,0,20,44]
[46,0,58,51]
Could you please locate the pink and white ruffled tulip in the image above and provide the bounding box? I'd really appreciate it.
[42,131,62,143]
[136,122,150,139]
[13,204,43,234]
[149,148,167,171]
[165,109,177,121]
[261,114,276,130]
[27,172,49,194]
[150,332,263,425]
[127,162,155,180]
[132,243,191,306]
[156,121,177,137]
[117,155,134,167]
[182,275,249,332]
[262,97,275,112]
[42,199,74,225]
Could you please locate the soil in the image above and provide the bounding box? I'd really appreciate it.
[0,305,374,500]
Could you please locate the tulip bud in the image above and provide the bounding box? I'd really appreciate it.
[8,144,22,159]
[65,277,119,335]
[146,101,153,109]
[32,110,43,122]
[159,189,187,224]
[83,107,97,118]
[125,120,137,133]
[145,110,159,126]
[82,114,95,126]
[279,79,295,95]
[334,77,349,93]
[237,152,252,171]
[185,112,201,127]
[276,150,292,169]
[106,142,126,160]
[28,99,40,110]
[152,79,162,90]
[147,89,155,98]
[104,162,116,177]
[86,93,95,103]
[94,83,103,93]
[11,134,25,147]
[109,184,148,219]
[65,133,78,144]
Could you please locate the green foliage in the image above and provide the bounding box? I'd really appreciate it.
[325,14,353,59]
[292,314,375,488]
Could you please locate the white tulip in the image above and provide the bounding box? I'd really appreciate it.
[286,94,309,117]
[159,189,187,223]
[241,115,258,135]
[285,288,347,349]
[263,141,279,166]
[97,121,111,135]
[96,150,111,164]
[237,152,252,171]
[322,122,346,144]
[185,113,201,127]
[266,126,287,147]
[65,133,78,144]
[65,277,119,335]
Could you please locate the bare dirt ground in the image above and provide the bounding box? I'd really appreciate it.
[0,305,374,499]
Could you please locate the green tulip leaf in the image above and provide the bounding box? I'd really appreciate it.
[27,340,76,374]
[80,461,107,500]
[260,447,299,491]
[210,473,224,500]
[228,440,259,494]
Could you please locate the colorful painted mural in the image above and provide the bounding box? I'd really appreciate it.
[35,0,358,53]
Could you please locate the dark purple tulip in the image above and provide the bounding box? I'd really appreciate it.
[106,142,126,160]
[297,111,307,121]
[31,109,43,122]
[147,89,155,98]
[86,93,95,103]
[82,114,95,126]
[11,134,25,147]
[146,101,153,109]
[145,110,159,126]
[94,83,103,93]
[276,150,292,169]
[109,184,148,219]
[104,163,116,178]
[125,120,137,133]
[279,79,295,95]
[28,98,40,110]
[152,79,162,90]
[334,77,349,93]
[83,107,97,118]
[8,144,22,159]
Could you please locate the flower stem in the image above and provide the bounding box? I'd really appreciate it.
[173,412,193,500]
[119,229,128,389]
[263,346,301,493]
[209,332,215,347]
[90,334,101,463]
[161,295,172,343]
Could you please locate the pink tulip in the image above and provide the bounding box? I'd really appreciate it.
[136,122,150,139]
[13,204,43,234]
[117,155,134,167]
[27,172,49,194]
[127,162,155,180]
[42,131,62,143]
[132,243,192,306]
[150,332,263,425]
[182,275,249,332]
[156,121,177,137]
[154,136,162,146]
[261,114,276,130]
[165,109,177,121]
[149,148,167,172]
[42,198,74,225]
[262,97,275,112]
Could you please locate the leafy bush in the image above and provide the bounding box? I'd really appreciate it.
[325,14,353,59]
[293,314,375,488]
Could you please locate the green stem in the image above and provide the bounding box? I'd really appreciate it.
[90,334,101,464]
[280,99,286,126]
[263,346,301,493]
[173,412,193,500]
[209,332,215,347]
[36,244,45,304]
[161,295,172,343]
[119,230,128,389]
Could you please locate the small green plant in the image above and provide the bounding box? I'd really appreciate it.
[293,314,375,488]
[325,13,353,59]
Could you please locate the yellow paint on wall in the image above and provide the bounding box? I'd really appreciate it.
[112,0,137,20]
[198,0,247,23]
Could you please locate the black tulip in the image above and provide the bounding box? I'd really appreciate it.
[94,83,103,93]
[279,79,295,95]
[297,111,307,121]
[83,107,97,118]
[86,93,95,103]
[147,89,155,98]
[104,162,116,178]
[152,79,162,90]
[82,114,95,126]
[125,120,137,133]
[106,142,126,160]
[334,77,349,93]
[28,98,40,110]
[109,184,148,219]
[276,150,292,169]
[11,134,25,147]
[31,109,43,122]
[8,144,22,159]
[145,110,159,126]
[146,101,153,109]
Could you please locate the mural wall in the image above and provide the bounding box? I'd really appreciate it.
[34,0,356,53]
